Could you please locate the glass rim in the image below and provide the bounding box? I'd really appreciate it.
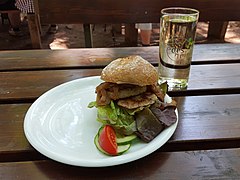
[161,7,199,16]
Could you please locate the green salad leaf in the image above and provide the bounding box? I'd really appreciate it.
[88,101,137,135]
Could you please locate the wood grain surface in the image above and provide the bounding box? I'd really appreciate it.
[1,94,240,162]
[1,43,240,178]
[0,44,240,71]
[0,149,240,179]
[0,64,240,103]
[36,0,240,23]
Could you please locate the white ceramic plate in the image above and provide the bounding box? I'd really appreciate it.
[24,76,178,167]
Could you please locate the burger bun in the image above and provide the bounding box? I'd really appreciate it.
[101,55,158,86]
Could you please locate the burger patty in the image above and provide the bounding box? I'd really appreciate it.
[109,84,147,100]
[117,92,158,109]
[96,82,165,108]
[96,82,147,106]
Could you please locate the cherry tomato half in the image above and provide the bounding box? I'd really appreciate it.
[99,125,118,155]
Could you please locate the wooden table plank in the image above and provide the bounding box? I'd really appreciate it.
[0,69,101,103]
[189,63,240,90]
[192,43,240,63]
[1,64,240,102]
[0,148,240,179]
[0,104,31,152]
[175,94,240,140]
[0,44,240,71]
[1,95,240,161]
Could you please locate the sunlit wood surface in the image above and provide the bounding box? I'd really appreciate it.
[0,43,240,179]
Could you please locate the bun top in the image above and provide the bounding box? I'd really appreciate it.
[101,55,158,86]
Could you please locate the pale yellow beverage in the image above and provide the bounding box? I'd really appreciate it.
[158,8,199,90]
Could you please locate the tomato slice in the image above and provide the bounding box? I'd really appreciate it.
[98,125,118,155]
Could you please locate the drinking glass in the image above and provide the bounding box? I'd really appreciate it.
[158,7,199,90]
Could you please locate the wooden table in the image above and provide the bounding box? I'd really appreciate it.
[1,43,240,179]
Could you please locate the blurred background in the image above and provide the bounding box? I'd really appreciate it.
[0,14,239,50]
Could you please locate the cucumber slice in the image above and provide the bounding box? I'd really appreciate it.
[117,143,131,155]
[94,133,131,156]
[94,134,111,156]
[116,134,137,145]
[97,126,104,135]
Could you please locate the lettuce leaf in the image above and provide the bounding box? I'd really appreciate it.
[88,101,136,135]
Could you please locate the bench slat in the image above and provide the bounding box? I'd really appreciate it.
[0,148,240,179]
[0,44,240,71]
[1,94,240,160]
[37,0,240,23]
[0,63,240,102]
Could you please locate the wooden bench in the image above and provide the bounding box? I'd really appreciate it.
[0,11,9,24]
[28,0,240,48]
[0,9,20,24]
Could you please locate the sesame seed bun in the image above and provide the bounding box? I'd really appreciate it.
[101,55,158,86]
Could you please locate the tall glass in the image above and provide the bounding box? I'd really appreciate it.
[158,7,199,90]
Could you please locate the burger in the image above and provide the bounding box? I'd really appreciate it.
[88,55,177,142]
